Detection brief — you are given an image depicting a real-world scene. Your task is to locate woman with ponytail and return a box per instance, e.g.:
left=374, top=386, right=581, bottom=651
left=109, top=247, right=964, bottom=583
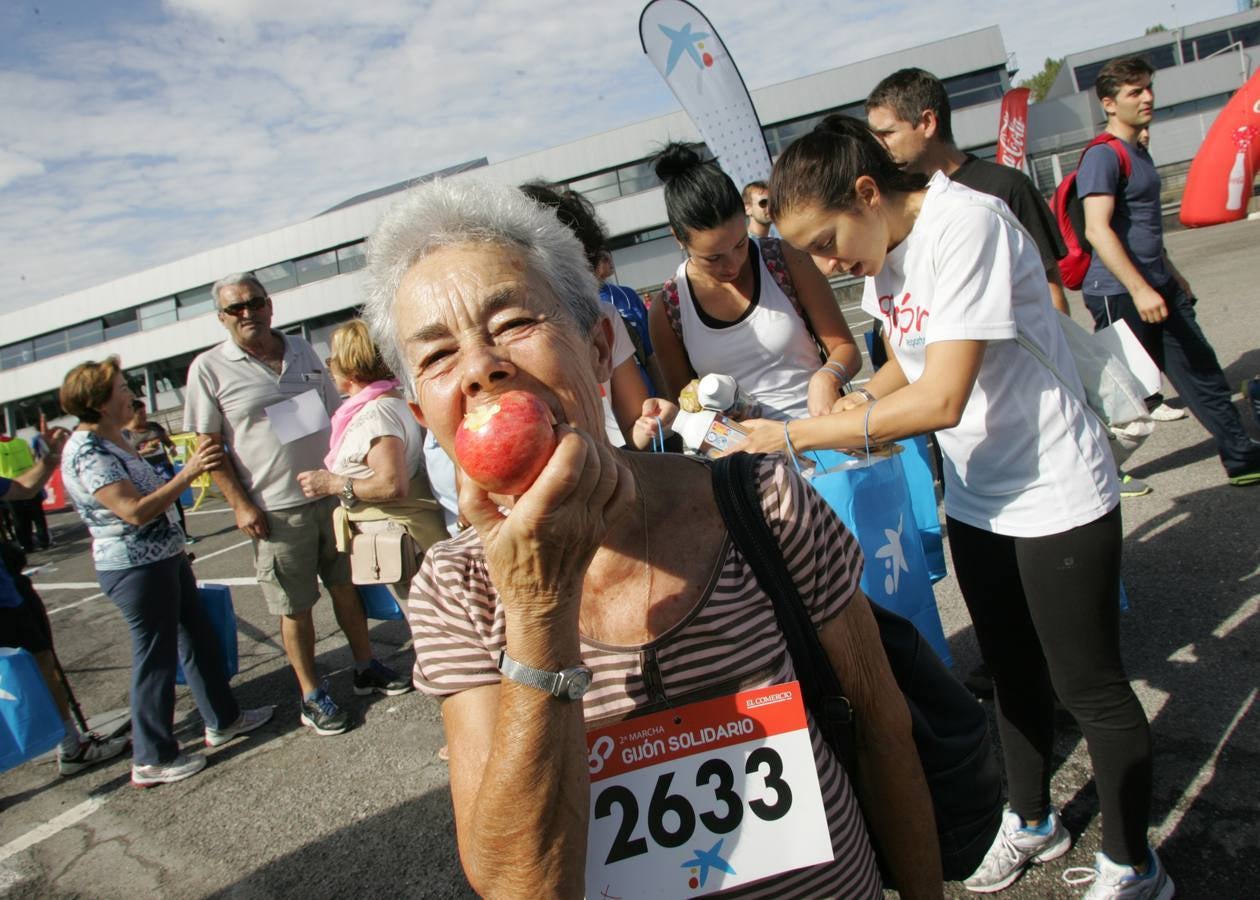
left=646, top=142, right=862, bottom=420
left=737, top=115, right=1169, bottom=899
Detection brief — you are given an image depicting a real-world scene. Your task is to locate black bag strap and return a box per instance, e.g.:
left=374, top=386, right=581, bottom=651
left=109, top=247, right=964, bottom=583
left=710, top=453, right=855, bottom=766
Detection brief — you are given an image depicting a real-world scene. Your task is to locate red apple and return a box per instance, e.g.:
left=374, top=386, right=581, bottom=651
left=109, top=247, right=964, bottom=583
left=454, top=391, right=558, bottom=495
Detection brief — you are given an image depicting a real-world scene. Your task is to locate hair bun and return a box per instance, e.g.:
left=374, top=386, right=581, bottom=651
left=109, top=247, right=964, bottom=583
left=653, top=142, right=704, bottom=182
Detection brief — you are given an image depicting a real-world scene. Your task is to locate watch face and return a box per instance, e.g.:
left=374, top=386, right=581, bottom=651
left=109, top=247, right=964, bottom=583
left=564, top=668, right=593, bottom=700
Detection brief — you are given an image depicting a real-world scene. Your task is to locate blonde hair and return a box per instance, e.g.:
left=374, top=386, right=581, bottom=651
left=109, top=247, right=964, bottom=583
left=60, top=356, right=123, bottom=423
left=329, top=320, right=395, bottom=384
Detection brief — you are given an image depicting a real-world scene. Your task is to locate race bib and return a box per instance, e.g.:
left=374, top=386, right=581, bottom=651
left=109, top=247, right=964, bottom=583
left=585, top=682, right=832, bottom=898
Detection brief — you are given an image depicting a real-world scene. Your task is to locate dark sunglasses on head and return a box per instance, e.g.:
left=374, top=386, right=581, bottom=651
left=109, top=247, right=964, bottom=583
left=757, top=198, right=770, bottom=208
left=220, top=296, right=268, bottom=317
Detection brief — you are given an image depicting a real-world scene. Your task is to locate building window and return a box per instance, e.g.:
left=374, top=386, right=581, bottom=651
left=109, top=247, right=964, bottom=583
left=66, top=320, right=103, bottom=351
left=1075, top=44, right=1178, bottom=92
left=104, top=309, right=139, bottom=341
left=617, top=161, right=661, bottom=197
left=295, top=250, right=339, bottom=285
left=942, top=68, right=1006, bottom=110
left=139, top=297, right=178, bottom=331
left=568, top=170, right=621, bottom=204
left=257, top=260, right=298, bottom=294
left=0, top=341, right=34, bottom=371
left=32, top=331, right=69, bottom=361
left=336, top=242, right=366, bottom=273
left=176, top=284, right=215, bottom=321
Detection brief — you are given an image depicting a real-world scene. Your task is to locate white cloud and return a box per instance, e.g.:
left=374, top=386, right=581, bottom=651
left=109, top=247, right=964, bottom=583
left=0, top=0, right=1240, bottom=312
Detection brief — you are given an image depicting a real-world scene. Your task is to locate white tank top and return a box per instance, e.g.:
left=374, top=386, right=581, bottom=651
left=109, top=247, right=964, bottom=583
left=674, top=244, right=819, bottom=421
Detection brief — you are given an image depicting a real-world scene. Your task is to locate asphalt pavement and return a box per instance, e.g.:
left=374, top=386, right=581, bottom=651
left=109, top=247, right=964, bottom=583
left=1, top=218, right=1258, bottom=899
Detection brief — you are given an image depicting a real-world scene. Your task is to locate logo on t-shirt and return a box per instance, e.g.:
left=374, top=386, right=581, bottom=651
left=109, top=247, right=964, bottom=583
left=878, top=292, right=928, bottom=349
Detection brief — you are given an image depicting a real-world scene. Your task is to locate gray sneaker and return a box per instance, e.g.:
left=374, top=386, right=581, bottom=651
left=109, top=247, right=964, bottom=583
left=964, top=808, right=1072, bottom=893
left=1119, top=473, right=1153, bottom=498
left=205, top=705, right=276, bottom=747
left=131, top=751, right=207, bottom=788
left=1064, top=849, right=1175, bottom=900
left=58, top=733, right=129, bottom=776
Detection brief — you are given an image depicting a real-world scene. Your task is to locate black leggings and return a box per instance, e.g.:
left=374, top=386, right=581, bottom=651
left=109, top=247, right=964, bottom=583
left=948, top=507, right=1152, bottom=865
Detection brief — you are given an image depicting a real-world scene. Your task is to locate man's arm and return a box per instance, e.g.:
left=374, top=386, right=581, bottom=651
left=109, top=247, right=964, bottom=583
left=0, top=425, right=68, bottom=501
left=818, top=594, right=942, bottom=899
left=198, top=432, right=270, bottom=540
left=1083, top=194, right=1168, bottom=323
left=1047, top=272, right=1070, bottom=316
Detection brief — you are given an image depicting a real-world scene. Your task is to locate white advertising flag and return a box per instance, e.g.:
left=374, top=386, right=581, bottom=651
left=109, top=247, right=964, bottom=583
left=639, top=0, right=771, bottom=190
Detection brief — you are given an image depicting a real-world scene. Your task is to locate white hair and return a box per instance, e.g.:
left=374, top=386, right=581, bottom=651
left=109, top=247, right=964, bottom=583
left=362, top=180, right=601, bottom=399
left=210, top=272, right=266, bottom=307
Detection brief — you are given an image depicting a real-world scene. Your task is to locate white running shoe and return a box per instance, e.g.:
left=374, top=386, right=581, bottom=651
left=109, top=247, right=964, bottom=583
left=131, top=751, right=207, bottom=787
left=964, top=807, right=1072, bottom=893
left=1149, top=403, right=1187, bottom=422
left=205, top=705, right=275, bottom=747
left=1064, top=849, right=1175, bottom=899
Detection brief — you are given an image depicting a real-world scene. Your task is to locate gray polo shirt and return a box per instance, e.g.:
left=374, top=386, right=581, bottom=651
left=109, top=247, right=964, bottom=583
left=184, top=333, right=341, bottom=511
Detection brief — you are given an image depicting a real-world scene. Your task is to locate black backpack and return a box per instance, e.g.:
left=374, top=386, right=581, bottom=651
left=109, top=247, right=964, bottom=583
left=711, top=453, right=1002, bottom=882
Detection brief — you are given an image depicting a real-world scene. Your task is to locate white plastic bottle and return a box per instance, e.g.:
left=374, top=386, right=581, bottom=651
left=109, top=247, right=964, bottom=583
left=672, top=408, right=748, bottom=458
left=696, top=373, right=758, bottom=419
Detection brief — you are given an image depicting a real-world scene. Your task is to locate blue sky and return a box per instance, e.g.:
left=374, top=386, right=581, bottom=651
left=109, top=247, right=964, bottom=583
left=0, top=0, right=1240, bottom=313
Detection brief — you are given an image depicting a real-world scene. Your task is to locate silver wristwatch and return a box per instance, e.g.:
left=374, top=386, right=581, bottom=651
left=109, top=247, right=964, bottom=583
left=497, top=649, right=593, bottom=701
left=339, top=477, right=356, bottom=506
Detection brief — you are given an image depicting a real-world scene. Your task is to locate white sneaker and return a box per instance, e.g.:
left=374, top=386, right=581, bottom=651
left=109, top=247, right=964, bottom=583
left=1149, top=403, right=1187, bottom=422
left=1064, top=849, right=1175, bottom=899
left=205, top=705, right=275, bottom=747
left=964, top=807, right=1072, bottom=893
left=131, top=751, right=207, bottom=787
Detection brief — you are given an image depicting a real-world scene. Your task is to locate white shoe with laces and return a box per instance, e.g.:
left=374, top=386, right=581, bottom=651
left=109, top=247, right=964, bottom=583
left=1149, top=403, right=1187, bottom=422
left=964, top=807, right=1072, bottom=893
left=1063, top=849, right=1174, bottom=899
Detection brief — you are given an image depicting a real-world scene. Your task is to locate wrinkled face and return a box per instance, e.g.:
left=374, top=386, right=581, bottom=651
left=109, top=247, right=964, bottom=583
left=102, top=373, right=135, bottom=426
left=393, top=242, right=612, bottom=454
left=866, top=105, right=930, bottom=172
left=216, top=282, right=274, bottom=345
left=1103, top=77, right=1155, bottom=129
left=744, top=189, right=772, bottom=226
left=776, top=195, right=890, bottom=280
left=683, top=214, right=752, bottom=283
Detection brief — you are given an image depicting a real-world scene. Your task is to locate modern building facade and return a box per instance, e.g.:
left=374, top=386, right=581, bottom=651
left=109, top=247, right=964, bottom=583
left=2, top=8, right=1257, bottom=432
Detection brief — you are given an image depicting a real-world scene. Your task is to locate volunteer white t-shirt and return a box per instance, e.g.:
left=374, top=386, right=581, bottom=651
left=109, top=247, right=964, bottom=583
left=600, top=305, right=636, bottom=447
left=861, top=172, right=1119, bottom=537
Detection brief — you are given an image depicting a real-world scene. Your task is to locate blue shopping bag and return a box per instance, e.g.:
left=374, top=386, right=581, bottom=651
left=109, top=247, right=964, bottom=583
left=177, top=584, right=238, bottom=686
left=897, top=436, right=947, bottom=584
left=0, top=647, right=66, bottom=772
left=359, top=584, right=405, bottom=621
left=802, top=448, right=952, bottom=666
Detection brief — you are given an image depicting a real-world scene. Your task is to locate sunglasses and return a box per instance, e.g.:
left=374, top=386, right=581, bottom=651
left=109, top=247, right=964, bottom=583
left=220, top=296, right=268, bottom=317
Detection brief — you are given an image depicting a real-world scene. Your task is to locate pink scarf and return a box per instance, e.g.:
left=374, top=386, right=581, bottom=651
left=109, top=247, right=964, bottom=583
left=324, top=379, right=401, bottom=470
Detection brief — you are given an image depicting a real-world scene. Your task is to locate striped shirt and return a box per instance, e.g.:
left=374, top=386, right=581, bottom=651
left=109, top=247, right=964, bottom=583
left=410, top=458, right=881, bottom=898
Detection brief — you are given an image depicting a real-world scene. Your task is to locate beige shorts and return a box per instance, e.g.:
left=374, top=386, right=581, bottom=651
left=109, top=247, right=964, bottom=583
left=253, top=497, right=352, bottom=616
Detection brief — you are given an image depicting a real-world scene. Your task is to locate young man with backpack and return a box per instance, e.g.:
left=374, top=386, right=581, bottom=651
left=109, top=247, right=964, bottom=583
left=1078, top=56, right=1260, bottom=487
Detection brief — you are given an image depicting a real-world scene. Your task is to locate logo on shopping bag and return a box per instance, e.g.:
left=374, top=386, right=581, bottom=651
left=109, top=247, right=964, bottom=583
left=874, top=514, right=910, bottom=595
left=0, top=675, right=14, bottom=701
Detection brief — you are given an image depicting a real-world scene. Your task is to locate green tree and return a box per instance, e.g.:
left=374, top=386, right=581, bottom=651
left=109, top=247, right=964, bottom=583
left=1145, top=24, right=1168, bottom=34
left=1018, top=57, right=1064, bottom=102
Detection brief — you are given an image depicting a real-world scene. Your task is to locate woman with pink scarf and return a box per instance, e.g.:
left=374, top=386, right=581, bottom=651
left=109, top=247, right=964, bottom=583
left=297, top=321, right=448, bottom=595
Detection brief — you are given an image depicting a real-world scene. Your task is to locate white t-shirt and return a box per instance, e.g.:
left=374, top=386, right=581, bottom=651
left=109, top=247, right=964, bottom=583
left=329, top=395, right=423, bottom=482
left=600, top=304, right=636, bottom=447
left=674, top=242, right=819, bottom=421
left=861, top=172, right=1119, bottom=537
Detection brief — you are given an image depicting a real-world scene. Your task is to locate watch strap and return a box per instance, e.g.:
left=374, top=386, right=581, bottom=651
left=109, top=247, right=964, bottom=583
left=497, top=649, right=562, bottom=696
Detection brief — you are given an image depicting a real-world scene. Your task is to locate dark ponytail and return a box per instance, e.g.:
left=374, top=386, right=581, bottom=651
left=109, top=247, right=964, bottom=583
left=769, top=114, right=929, bottom=220
left=652, top=142, right=744, bottom=243
left=518, top=181, right=608, bottom=272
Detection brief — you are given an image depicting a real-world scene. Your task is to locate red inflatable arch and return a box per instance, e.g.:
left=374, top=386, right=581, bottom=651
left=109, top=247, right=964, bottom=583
left=1180, top=69, right=1260, bottom=227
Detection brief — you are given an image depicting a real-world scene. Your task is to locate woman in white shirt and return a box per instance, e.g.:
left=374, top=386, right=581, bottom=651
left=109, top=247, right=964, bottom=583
left=646, top=143, right=863, bottom=421
left=738, top=116, right=1168, bottom=900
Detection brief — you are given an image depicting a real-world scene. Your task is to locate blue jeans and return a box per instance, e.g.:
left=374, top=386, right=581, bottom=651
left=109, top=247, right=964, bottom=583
left=1084, top=281, right=1260, bottom=477
left=98, top=554, right=238, bottom=765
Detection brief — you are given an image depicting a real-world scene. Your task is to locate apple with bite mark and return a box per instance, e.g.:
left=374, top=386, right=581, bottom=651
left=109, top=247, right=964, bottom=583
left=455, top=390, right=558, bottom=495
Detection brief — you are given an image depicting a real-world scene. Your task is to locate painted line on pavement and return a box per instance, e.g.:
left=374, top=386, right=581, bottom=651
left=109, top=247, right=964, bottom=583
left=1154, top=687, right=1256, bottom=844
left=185, top=507, right=234, bottom=517
left=46, top=539, right=253, bottom=616
left=197, top=577, right=258, bottom=586
left=0, top=796, right=105, bottom=864
left=189, top=538, right=252, bottom=564
left=29, top=582, right=100, bottom=591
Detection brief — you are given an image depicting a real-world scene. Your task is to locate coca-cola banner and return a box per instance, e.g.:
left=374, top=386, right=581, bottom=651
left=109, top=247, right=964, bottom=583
left=1180, top=68, right=1260, bottom=228
left=639, top=0, right=771, bottom=190
left=996, top=87, right=1031, bottom=171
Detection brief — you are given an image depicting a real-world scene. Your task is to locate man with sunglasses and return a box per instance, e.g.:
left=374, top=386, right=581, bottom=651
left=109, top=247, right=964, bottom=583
left=742, top=180, right=775, bottom=239
left=184, top=273, right=409, bottom=738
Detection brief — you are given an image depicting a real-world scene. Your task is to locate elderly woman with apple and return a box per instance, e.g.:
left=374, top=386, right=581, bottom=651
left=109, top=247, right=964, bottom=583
left=362, top=180, right=941, bottom=899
